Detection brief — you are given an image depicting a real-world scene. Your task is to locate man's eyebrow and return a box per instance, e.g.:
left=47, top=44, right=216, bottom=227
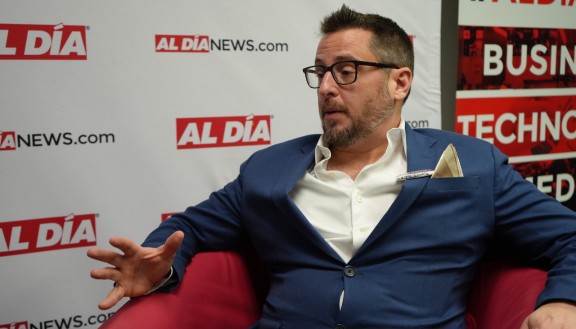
left=315, top=55, right=358, bottom=65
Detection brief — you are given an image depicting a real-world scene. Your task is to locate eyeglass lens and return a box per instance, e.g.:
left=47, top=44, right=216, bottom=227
left=305, top=61, right=357, bottom=88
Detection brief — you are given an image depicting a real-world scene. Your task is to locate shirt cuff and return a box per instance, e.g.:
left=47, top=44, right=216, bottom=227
left=145, top=267, right=175, bottom=295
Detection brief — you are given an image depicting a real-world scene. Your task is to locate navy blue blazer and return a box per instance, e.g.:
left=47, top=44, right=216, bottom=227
left=143, top=125, right=576, bottom=328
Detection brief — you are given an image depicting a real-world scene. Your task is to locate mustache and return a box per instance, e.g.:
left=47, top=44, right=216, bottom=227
left=320, top=100, right=348, bottom=114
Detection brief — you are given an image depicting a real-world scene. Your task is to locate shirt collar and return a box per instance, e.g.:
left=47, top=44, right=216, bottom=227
left=314, top=118, right=407, bottom=165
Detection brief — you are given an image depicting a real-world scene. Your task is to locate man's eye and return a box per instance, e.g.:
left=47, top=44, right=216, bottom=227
left=339, top=69, right=354, bottom=76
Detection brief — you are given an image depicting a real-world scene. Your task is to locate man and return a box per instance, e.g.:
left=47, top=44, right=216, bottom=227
left=88, top=6, right=576, bottom=328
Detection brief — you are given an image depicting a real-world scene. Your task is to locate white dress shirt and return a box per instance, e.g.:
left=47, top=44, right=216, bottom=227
left=290, top=120, right=407, bottom=263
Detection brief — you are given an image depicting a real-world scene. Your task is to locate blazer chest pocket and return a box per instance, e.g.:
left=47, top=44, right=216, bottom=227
left=424, top=176, right=479, bottom=191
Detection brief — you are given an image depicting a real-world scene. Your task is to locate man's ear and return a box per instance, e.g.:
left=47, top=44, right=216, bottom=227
left=391, top=67, right=413, bottom=102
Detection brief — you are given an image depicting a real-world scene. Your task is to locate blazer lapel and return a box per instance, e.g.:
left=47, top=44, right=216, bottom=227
left=271, top=136, right=344, bottom=261
left=356, top=125, right=442, bottom=256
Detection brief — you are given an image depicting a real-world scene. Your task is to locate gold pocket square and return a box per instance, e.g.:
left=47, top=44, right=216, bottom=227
left=432, top=144, right=463, bottom=178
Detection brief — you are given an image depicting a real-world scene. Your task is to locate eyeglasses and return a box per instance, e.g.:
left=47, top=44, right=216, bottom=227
left=302, top=60, right=399, bottom=89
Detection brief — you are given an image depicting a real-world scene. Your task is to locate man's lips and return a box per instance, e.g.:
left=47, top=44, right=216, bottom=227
left=322, top=109, right=346, bottom=119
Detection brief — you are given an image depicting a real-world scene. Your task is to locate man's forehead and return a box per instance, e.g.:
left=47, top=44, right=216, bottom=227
left=314, top=30, right=375, bottom=64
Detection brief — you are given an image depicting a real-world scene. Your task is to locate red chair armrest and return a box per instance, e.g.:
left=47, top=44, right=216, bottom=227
left=100, top=250, right=265, bottom=329
left=467, top=259, right=547, bottom=329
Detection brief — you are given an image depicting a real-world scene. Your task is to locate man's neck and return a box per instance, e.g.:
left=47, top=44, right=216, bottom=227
left=327, top=134, right=389, bottom=180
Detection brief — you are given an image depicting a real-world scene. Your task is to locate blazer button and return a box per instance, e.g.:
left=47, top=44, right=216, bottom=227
left=343, top=265, right=356, bottom=277
left=335, top=324, right=346, bottom=329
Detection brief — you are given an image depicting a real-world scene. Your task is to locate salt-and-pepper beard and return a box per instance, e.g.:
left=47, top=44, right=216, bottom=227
left=321, top=88, right=395, bottom=148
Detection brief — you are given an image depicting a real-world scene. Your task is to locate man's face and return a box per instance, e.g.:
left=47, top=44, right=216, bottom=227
left=314, top=28, right=397, bottom=148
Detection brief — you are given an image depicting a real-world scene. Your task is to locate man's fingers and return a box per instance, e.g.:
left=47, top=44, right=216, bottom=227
left=90, top=267, right=122, bottom=282
left=89, top=233, right=184, bottom=310
left=87, top=248, right=124, bottom=267
left=162, top=231, right=184, bottom=257
left=98, top=286, right=125, bottom=310
left=108, top=236, right=141, bottom=257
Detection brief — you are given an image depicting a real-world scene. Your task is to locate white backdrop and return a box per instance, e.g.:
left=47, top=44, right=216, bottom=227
left=0, top=1, right=441, bottom=327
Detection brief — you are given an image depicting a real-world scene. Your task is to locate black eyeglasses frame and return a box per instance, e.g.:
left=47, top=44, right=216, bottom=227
left=302, top=60, right=399, bottom=89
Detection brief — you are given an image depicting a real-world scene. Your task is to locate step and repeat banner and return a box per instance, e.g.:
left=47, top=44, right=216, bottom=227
left=456, top=0, right=576, bottom=209
left=0, top=0, right=441, bottom=328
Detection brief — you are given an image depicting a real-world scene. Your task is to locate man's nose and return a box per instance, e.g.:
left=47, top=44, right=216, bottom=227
left=318, top=72, right=339, bottom=96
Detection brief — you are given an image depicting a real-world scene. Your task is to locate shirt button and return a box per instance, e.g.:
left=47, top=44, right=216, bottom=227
left=356, top=194, right=363, bottom=203
left=343, top=265, right=356, bottom=277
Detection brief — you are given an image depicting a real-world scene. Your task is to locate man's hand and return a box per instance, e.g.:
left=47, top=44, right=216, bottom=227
left=87, top=231, right=184, bottom=310
left=520, top=301, right=576, bottom=329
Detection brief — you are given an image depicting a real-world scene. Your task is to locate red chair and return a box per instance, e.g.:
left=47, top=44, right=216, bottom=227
left=99, top=249, right=546, bottom=329
left=466, top=257, right=547, bottom=328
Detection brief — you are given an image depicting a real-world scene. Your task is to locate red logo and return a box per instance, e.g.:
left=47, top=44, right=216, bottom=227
left=0, top=131, right=16, bottom=151
left=176, top=114, right=272, bottom=149
left=0, top=322, right=28, bottom=329
left=155, top=34, right=210, bottom=53
left=0, top=214, right=97, bottom=257
left=0, top=23, right=87, bottom=60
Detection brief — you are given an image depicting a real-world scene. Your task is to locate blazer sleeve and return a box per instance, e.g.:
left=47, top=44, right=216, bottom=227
left=141, top=158, right=251, bottom=285
left=491, top=145, right=576, bottom=306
